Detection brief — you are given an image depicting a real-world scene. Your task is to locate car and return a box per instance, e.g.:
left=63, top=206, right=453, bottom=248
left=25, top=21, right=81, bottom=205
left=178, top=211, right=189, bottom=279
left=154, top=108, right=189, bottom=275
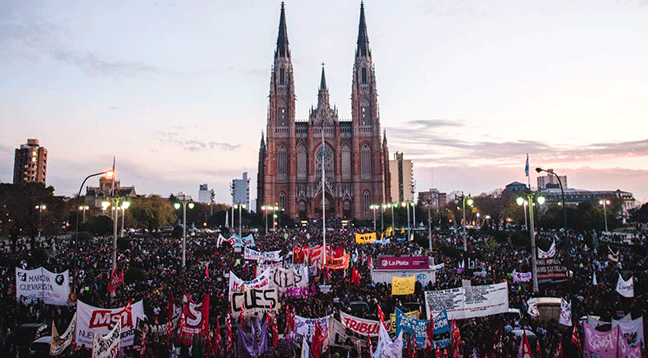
left=29, top=335, right=52, bottom=357
left=349, top=300, right=370, bottom=315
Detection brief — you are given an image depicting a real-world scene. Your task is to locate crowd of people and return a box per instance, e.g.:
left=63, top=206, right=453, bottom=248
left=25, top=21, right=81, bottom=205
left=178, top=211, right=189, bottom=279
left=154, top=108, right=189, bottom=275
left=0, top=218, right=646, bottom=357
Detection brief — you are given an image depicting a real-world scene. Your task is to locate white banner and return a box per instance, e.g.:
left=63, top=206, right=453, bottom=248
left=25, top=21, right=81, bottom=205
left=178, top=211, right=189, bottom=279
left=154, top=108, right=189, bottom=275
left=511, top=270, right=532, bottom=283
left=50, top=313, right=76, bottom=356
left=244, top=247, right=282, bottom=262
left=373, top=323, right=403, bottom=358
left=91, top=319, right=121, bottom=358
left=230, top=288, right=278, bottom=319
left=339, top=311, right=390, bottom=337
left=295, top=314, right=332, bottom=341
left=559, top=299, right=572, bottom=326
left=537, top=240, right=556, bottom=259
left=76, top=300, right=145, bottom=348
left=616, top=274, right=634, bottom=298
left=424, top=282, right=509, bottom=320
left=272, top=266, right=309, bottom=295
left=326, top=318, right=368, bottom=350
left=613, top=315, right=644, bottom=348
left=15, top=267, right=70, bottom=306
left=228, top=267, right=274, bottom=296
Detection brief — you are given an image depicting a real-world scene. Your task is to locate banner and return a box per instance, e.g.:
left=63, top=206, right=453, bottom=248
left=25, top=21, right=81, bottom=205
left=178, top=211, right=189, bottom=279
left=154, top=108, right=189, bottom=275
left=559, top=299, right=572, bottom=326
left=392, top=276, right=416, bottom=295
left=181, top=295, right=209, bottom=336
left=378, top=256, right=430, bottom=270
left=326, top=318, right=369, bottom=350
left=76, top=300, right=145, bottom=348
left=303, top=245, right=331, bottom=267
left=616, top=274, right=634, bottom=298
left=424, top=282, right=509, bottom=320
left=228, top=267, right=274, bottom=296
left=584, top=323, right=618, bottom=358
left=216, top=234, right=234, bottom=248
left=91, top=319, right=121, bottom=358
left=390, top=311, right=420, bottom=331
left=430, top=309, right=450, bottom=348
left=15, top=267, right=70, bottom=305
left=256, top=262, right=282, bottom=276
left=50, top=313, right=76, bottom=356
left=326, top=253, right=350, bottom=270
left=295, top=314, right=331, bottom=341
left=235, top=316, right=268, bottom=358
left=272, top=266, right=309, bottom=295
left=355, top=232, right=377, bottom=244
left=536, top=258, right=568, bottom=279
left=537, top=240, right=556, bottom=259
left=230, top=288, right=278, bottom=319
left=233, top=234, right=256, bottom=247
left=339, top=311, right=390, bottom=337
left=373, top=323, right=403, bottom=358
left=612, top=315, right=644, bottom=347
left=244, top=247, right=282, bottom=262
left=511, top=270, right=532, bottom=283
left=395, top=308, right=428, bottom=348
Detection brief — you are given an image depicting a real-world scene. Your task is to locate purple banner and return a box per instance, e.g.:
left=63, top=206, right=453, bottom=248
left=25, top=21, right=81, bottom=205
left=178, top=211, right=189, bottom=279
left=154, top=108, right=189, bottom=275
left=378, top=256, right=430, bottom=270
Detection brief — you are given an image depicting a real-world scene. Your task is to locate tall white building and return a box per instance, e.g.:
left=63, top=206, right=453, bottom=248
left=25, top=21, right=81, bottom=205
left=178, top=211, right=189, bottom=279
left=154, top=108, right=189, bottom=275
left=198, top=184, right=213, bottom=204
left=537, top=172, right=568, bottom=190
left=389, top=152, right=414, bottom=203
left=232, top=172, right=250, bottom=207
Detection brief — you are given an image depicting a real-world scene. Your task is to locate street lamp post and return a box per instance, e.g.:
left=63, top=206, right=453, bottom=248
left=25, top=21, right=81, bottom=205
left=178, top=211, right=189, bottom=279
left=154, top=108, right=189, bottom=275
left=402, top=202, right=411, bottom=241
left=74, top=169, right=113, bottom=295
left=599, top=199, right=611, bottom=232
left=381, top=204, right=387, bottom=232
left=536, top=167, right=567, bottom=232
left=234, top=204, right=246, bottom=238
left=78, top=205, right=89, bottom=223
left=261, top=206, right=269, bottom=234
left=120, top=201, right=130, bottom=237
left=391, top=203, right=396, bottom=233
left=35, top=204, right=46, bottom=238
left=518, top=191, right=545, bottom=293
left=517, top=198, right=528, bottom=230
left=273, top=205, right=279, bottom=231
left=370, top=205, right=378, bottom=232
left=174, top=193, right=194, bottom=269
left=426, top=202, right=432, bottom=251
left=459, top=193, right=474, bottom=251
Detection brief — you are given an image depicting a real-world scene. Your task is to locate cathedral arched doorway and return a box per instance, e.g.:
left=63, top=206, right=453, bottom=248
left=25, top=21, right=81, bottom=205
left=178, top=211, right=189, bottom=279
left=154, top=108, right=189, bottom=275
left=342, top=200, right=352, bottom=219
left=297, top=200, right=307, bottom=221
left=313, top=192, right=335, bottom=219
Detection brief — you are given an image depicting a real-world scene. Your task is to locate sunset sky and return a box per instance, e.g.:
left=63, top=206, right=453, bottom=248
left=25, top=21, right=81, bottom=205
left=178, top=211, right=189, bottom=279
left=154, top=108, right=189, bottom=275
left=2, top=0, right=647, bottom=205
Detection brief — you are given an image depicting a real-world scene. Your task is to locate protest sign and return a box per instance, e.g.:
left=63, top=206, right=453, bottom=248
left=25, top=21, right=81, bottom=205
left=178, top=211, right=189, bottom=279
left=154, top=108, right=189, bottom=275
left=180, top=295, right=209, bottom=336
left=244, top=247, right=282, bottom=262
left=272, top=266, right=309, bottom=295
left=390, top=311, right=420, bottom=331
left=355, top=233, right=377, bottom=244
left=50, top=313, right=76, bottom=356
left=229, top=267, right=274, bottom=296
left=326, top=253, right=350, bottom=270
left=230, top=288, right=278, bottom=319
left=616, top=274, right=634, bottom=298
left=295, top=314, right=331, bottom=341
left=612, top=315, right=644, bottom=347
left=395, top=308, right=428, bottom=348
left=91, top=319, right=121, bottom=358
left=392, top=276, right=416, bottom=295
left=326, top=318, right=369, bottom=350
left=424, top=282, right=509, bottom=320
left=76, top=300, right=145, bottom=348
left=339, top=311, right=390, bottom=337
left=15, top=267, right=70, bottom=306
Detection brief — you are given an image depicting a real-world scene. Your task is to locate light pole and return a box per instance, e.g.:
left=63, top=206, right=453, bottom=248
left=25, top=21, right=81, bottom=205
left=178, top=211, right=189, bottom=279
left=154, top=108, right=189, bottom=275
left=174, top=193, right=194, bottom=269
left=425, top=201, right=432, bottom=251
left=120, top=201, right=130, bottom=237
left=599, top=199, right=611, bottom=232
left=391, top=203, right=396, bottom=233
left=536, top=167, right=567, bottom=233
left=78, top=205, right=89, bottom=223
left=518, top=191, right=545, bottom=293
left=74, top=169, right=113, bottom=296
left=35, top=204, right=46, bottom=238
left=459, top=193, right=473, bottom=251
left=234, top=204, right=246, bottom=238
left=261, top=206, right=269, bottom=234
left=516, top=198, right=528, bottom=230
left=402, top=202, right=411, bottom=241
left=370, top=205, right=378, bottom=232
left=381, top=204, right=387, bottom=232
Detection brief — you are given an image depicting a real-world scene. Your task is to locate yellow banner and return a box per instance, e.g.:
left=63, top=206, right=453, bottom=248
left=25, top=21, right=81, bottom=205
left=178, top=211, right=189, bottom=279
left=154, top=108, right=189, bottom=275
left=355, top=232, right=377, bottom=244
left=385, top=227, right=393, bottom=237
left=391, top=275, right=416, bottom=295
left=390, top=310, right=420, bottom=331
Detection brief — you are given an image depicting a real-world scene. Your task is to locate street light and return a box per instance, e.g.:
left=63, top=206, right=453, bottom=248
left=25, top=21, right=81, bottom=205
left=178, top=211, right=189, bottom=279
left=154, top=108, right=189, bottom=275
left=120, top=201, right=130, bottom=238
left=261, top=206, right=269, bottom=234
left=78, top=205, right=89, bottom=223
left=234, top=204, right=246, bottom=238
left=73, top=169, right=113, bottom=296
left=516, top=197, right=528, bottom=230
left=174, top=193, right=194, bottom=269
left=35, top=204, right=46, bottom=238
left=391, top=203, right=397, bottom=233
left=458, top=193, right=473, bottom=251
left=517, top=191, right=545, bottom=293
left=599, top=199, right=611, bottom=232
left=370, top=205, right=379, bottom=232
left=402, top=202, right=412, bottom=241
left=381, top=204, right=387, bottom=232
left=536, top=167, right=567, bottom=233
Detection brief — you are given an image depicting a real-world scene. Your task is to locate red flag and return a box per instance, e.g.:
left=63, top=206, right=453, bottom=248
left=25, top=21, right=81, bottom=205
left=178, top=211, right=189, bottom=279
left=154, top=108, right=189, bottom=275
left=443, top=347, right=449, bottom=358
left=555, top=340, right=562, bottom=357
left=377, top=303, right=385, bottom=325
left=311, top=322, right=325, bottom=358
left=272, top=312, right=279, bottom=348
left=352, top=266, right=361, bottom=287
left=213, top=318, right=221, bottom=358
left=107, top=267, right=123, bottom=293
left=425, top=314, right=435, bottom=354
left=368, top=335, right=373, bottom=355
left=225, top=312, right=233, bottom=356
left=450, top=320, right=462, bottom=358
left=571, top=323, right=581, bottom=357
left=407, top=336, right=417, bottom=358
left=205, top=263, right=210, bottom=279
left=487, top=320, right=504, bottom=358
left=518, top=330, right=532, bottom=358
left=536, top=338, right=542, bottom=358
left=240, top=303, right=246, bottom=329
left=166, top=291, right=175, bottom=339
left=436, top=345, right=441, bottom=358
left=333, top=245, right=344, bottom=258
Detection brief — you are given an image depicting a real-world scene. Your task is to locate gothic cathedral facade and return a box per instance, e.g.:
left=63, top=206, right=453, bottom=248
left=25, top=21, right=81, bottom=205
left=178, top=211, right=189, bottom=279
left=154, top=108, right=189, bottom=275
left=257, top=3, right=391, bottom=221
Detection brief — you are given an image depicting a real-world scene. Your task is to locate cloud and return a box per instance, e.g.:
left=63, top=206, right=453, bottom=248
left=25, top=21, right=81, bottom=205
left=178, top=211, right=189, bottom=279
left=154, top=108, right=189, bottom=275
left=0, top=143, right=13, bottom=154
left=402, top=119, right=465, bottom=129
left=52, top=49, right=161, bottom=78
left=156, top=131, right=241, bottom=152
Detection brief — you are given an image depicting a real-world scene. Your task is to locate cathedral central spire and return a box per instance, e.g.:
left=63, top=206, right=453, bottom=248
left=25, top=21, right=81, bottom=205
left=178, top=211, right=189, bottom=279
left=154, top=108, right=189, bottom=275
left=356, top=1, right=370, bottom=58
left=317, top=63, right=330, bottom=110
left=275, top=2, right=290, bottom=59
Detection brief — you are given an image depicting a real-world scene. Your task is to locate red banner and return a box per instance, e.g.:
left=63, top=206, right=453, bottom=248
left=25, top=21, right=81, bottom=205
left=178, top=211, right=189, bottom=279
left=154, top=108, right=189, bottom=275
left=378, top=256, right=430, bottom=270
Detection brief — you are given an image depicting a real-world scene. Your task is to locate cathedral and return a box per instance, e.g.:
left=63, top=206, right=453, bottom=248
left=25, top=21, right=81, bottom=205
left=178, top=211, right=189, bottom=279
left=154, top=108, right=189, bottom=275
left=257, top=3, right=391, bottom=221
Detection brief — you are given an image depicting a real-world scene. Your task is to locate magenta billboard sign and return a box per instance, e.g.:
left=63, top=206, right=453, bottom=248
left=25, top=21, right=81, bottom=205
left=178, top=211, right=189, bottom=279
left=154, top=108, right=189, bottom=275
left=377, top=256, right=430, bottom=270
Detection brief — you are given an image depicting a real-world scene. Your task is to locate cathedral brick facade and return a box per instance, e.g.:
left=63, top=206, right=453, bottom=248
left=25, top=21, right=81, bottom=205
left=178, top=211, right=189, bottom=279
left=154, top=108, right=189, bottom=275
left=257, top=3, right=391, bottom=221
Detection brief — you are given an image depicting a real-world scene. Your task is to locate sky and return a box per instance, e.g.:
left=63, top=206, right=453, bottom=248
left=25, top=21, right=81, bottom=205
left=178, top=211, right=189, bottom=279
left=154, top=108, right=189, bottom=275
left=1, top=0, right=648, bottom=205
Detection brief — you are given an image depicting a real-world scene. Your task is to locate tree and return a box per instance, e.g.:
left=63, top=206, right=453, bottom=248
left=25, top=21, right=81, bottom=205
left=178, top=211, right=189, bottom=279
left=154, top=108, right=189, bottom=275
left=0, top=182, right=64, bottom=240
left=128, top=195, right=177, bottom=231
left=629, top=202, right=648, bottom=223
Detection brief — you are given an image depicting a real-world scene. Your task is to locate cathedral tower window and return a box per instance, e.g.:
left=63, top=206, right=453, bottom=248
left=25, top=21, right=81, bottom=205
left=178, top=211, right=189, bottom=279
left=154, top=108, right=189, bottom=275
left=341, top=146, right=351, bottom=180
left=362, top=67, right=367, bottom=84
left=297, top=146, right=307, bottom=180
left=361, top=144, right=371, bottom=179
left=278, top=146, right=288, bottom=179
left=361, top=99, right=370, bottom=126
left=278, top=100, right=287, bottom=127
left=364, top=191, right=370, bottom=212
left=280, top=67, right=285, bottom=85
left=279, top=192, right=285, bottom=209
